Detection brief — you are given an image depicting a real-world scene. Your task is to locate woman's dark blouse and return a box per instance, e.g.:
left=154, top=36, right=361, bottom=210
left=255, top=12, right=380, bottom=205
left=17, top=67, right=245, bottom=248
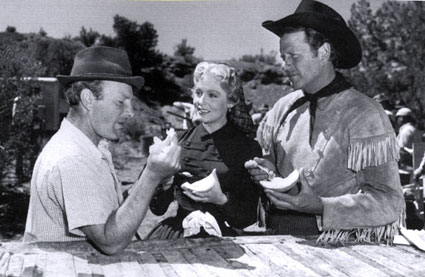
left=150, top=122, right=262, bottom=233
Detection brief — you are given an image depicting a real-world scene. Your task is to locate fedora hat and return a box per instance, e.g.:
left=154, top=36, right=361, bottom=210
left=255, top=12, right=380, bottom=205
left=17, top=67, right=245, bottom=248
left=262, top=0, right=362, bottom=69
left=57, top=46, right=144, bottom=89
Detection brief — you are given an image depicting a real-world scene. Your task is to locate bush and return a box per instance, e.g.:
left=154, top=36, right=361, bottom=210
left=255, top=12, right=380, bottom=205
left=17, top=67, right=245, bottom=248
left=0, top=38, right=43, bottom=184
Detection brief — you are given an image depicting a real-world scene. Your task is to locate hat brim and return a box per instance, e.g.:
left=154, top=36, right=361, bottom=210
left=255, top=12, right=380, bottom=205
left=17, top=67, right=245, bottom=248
left=56, top=74, right=144, bottom=90
left=262, top=13, right=362, bottom=69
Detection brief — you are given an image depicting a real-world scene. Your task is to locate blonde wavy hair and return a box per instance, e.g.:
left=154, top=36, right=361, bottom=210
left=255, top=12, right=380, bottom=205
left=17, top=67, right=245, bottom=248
left=193, top=62, right=243, bottom=105
left=192, top=61, right=256, bottom=138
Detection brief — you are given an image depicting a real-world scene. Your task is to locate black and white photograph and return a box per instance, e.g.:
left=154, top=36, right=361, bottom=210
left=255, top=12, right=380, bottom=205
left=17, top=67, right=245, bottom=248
left=1, top=0, right=425, bottom=275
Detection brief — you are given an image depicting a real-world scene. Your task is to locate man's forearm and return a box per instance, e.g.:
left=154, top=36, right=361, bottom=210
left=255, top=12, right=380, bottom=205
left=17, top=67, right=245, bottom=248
left=83, top=169, right=161, bottom=255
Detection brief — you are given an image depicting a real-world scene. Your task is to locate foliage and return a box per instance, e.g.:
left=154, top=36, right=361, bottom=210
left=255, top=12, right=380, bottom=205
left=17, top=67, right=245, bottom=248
left=174, top=39, right=195, bottom=57
left=5, top=26, right=16, bottom=33
left=240, top=49, right=278, bottom=66
left=30, top=36, right=84, bottom=76
left=347, top=0, right=425, bottom=126
left=227, top=59, right=286, bottom=86
left=0, top=38, right=44, bottom=183
left=76, top=27, right=100, bottom=47
left=109, top=15, right=163, bottom=73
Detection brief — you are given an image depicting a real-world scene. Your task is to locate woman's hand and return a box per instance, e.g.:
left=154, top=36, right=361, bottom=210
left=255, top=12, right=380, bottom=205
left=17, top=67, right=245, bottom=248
left=182, top=177, right=228, bottom=205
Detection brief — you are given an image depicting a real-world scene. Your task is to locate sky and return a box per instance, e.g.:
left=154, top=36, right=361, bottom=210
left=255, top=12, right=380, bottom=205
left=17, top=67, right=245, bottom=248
left=0, top=0, right=388, bottom=60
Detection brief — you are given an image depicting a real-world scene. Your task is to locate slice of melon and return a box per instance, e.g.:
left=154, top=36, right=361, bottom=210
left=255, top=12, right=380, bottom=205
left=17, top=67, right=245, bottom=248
left=259, top=169, right=299, bottom=192
left=181, top=169, right=218, bottom=192
left=149, top=128, right=177, bottom=154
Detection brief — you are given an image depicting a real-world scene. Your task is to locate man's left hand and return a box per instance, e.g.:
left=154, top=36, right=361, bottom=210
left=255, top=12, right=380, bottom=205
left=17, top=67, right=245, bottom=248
left=265, top=172, right=323, bottom=215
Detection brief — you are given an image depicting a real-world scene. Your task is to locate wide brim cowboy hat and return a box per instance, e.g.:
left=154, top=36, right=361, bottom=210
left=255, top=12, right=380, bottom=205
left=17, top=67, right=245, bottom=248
left=262, top=0, right=362, bottom=69
left=57, top=46, right=144, bottom=90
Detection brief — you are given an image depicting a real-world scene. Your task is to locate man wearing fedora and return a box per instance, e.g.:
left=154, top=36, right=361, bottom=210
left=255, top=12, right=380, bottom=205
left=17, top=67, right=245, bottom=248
left=246, top=0, right=404, bottom=244
left=24, top=46, right=181, bottom=254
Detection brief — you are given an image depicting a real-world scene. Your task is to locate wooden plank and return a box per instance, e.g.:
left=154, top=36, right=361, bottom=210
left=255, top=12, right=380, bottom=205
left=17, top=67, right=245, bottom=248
left=4, top=253, right=24, bottom=276
left=247, top=243, right=321, bottom=277
left=160, top=249, right=201, bottom=277
left=33, top=252, right=48, bottom=277
left=340, top=247, right=417, bottom=277
left=178, top=248, right=220, bottom=277
left=151, top=252, right=180, bottom=277
left=273, top=240, right=348, bottom=277
left=72, top=253, right=92, bottom=277
left=118, top=253, right=145, bottom=277
left=0, top=251, right=11, bottom=276
left=100, top=255, right=122, bottom=277
left=189, top=245, right=247, bottom=277
left=44, top=252, right=76, bottom=277
left=276, top=236, right=398, bottom=276
left=137, top=252, right=168, bottom=277
left=2, top=235, right=292, bottom=255
left=350, top=244, right=425, bottom=274
left=21, top=254, right=38, bottom=277
left=397, top=244, right=425, bottom=256
left=280, top=242, right=390, bottom=276
left=212, top=244, right=255, bottom=276
left=215, top=244, right=276, bottom=277
left=232, top=235, right=289, bottom=245
left=87, top=253, right=105, bottom=276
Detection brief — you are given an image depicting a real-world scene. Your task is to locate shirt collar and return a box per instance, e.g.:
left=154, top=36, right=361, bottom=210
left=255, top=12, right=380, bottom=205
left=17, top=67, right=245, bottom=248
left=198, top=122, right=235, bottom=141
left=60, top=118, right=104, bottom=163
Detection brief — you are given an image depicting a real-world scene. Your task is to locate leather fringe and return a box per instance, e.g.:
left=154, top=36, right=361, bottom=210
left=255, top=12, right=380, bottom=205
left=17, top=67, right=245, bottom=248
left=316, top=210, right=405, bottom=246
left=348, top=133, right=400, bottom=172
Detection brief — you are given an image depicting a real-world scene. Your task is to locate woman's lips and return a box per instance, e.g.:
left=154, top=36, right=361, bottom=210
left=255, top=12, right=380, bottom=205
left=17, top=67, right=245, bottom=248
left=197, top=109, right=209, bottom=115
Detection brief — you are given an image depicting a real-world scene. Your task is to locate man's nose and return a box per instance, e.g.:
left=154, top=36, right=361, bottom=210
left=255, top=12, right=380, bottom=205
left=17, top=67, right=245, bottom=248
left=124, top=102, right=134, bottom=118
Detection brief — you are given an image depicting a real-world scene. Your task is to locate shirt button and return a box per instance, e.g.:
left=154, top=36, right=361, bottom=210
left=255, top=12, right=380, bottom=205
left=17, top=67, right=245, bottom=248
left=184, top=141, right=191, bottom=146
left=183, top=157, right=191, bottom=162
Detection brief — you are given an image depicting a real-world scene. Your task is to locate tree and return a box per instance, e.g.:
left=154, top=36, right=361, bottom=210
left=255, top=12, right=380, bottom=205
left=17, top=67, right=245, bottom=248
left=31, top=36, right=84, bottom=75
left=6, top=26, right=16, bottom=33
left=76, top=27, right=100, bottom=47
left=174, top=39, right=195, bottom=57
left=347, top=0, right=425, bottom=126
left=0, top=38, right=44, bottom=183
left=240, top=49, right=277, bottom=66
left=38, top=28, right=47, bottom=37
left=111, top=15, right=163, bottom=74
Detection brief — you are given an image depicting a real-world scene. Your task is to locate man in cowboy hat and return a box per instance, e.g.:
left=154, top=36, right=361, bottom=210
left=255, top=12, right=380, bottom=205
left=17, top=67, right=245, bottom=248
left=24, top=46, right=181, bottom=254
left=246, top=0, right=404, bottom=244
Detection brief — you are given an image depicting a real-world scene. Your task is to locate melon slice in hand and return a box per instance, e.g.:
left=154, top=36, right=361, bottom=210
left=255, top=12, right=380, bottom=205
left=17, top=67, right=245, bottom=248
left=260, top=169, right=299, bottom=192
left=149, top=128, right=177, bottom=154
left=181, top=169, right=218, bottom=192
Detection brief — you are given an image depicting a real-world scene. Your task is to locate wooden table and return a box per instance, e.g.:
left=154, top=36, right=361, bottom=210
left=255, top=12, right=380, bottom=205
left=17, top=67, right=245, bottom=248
left=1, top=235, right=425, bottom=276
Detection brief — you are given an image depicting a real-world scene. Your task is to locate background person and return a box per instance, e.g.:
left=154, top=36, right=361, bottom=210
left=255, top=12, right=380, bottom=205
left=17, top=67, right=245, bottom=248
left=395, top=107, right=422, bottom=171
left=24, top=46, right=181, bottom=255
left=245, top=0, right=404, bottom=244
left=146, top=62, right=262, bottom=239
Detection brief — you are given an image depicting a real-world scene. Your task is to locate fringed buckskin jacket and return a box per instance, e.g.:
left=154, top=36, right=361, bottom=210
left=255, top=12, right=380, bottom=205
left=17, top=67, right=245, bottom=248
left=257, top=87, right=405, bottom=245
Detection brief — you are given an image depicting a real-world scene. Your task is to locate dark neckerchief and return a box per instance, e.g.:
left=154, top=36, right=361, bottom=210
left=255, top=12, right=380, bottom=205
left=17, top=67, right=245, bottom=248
left=279, top=72, right=352, bottom=146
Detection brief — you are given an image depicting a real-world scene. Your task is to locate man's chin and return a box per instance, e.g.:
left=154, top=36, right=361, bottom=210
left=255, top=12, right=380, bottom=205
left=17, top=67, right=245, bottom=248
left=105, top=131, right=122, bottom=142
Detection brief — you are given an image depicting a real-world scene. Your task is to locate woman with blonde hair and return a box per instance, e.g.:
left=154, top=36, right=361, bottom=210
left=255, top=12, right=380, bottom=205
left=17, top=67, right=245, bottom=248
left=146, top=62, right=262, bottom=239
